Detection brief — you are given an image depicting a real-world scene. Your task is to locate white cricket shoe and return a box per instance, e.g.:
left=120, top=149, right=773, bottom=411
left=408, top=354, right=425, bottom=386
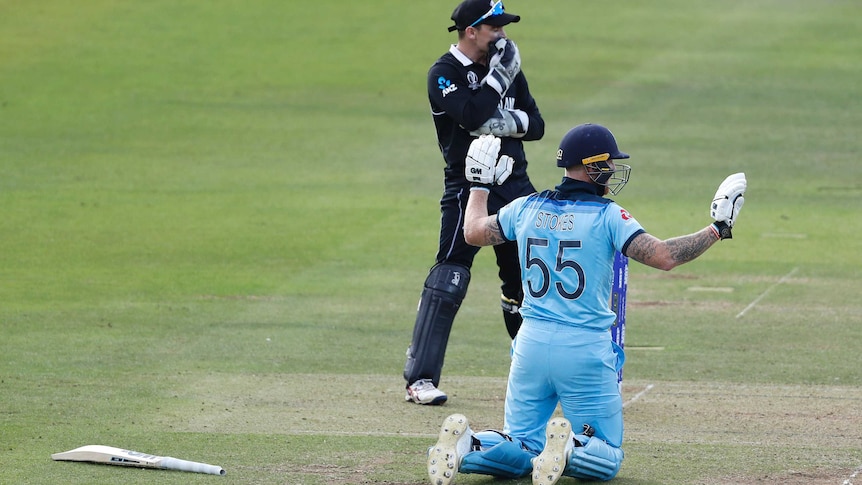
left=428, top=413, right=472, bottom=485
left=532, top=417, right=574, bottom=485
left=406, top=379, right=448, bottom=405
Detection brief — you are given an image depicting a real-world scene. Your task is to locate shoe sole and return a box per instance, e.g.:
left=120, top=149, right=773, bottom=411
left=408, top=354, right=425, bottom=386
left=427, top=413, right=468, bottom=485
left=532, top=417, right=571, bottom=485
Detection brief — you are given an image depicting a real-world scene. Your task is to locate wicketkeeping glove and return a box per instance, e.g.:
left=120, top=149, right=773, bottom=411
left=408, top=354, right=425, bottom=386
left=465, top=135, right=514, bottom=187
left=483, top=38, right=521, bottom=96
left=710, top=172, right=746, bottom=239
left=470, top=108, right=529, bottom=138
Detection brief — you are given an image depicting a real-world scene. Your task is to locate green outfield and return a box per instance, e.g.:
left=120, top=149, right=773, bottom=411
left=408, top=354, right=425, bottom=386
left=1, top=1, right=860, bottom=483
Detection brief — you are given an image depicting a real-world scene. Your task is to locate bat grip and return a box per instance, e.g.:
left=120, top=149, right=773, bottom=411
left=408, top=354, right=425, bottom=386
left=161, top=457, right=226, bottom=475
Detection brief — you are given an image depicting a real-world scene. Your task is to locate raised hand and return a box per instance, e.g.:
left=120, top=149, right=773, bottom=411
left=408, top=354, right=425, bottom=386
left=710, top=172, right=746, bottom=239
left=483, top=38, right=521, bottom=96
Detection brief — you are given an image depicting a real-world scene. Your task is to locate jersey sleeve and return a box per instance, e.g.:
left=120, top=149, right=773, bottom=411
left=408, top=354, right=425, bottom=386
left=427, top=61, right=503, bottom=131
left=495, top=196, right=527, bottom=242
left=606, top=203, right=645, bottom=254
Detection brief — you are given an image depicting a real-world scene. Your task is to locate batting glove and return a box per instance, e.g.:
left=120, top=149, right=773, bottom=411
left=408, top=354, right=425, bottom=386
left=710, top=172, right=746, bottom=239
left=466, top=135, right=501, bottom=187
left=483, top=38, right=521, bottom=96
left=470, top=109, right=529, bottom=138
left=495, top=155, right=514, bottom=185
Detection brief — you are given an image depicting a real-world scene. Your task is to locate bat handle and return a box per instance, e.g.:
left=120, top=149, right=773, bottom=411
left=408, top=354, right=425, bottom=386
left=161, top=457, right=226, bottom=475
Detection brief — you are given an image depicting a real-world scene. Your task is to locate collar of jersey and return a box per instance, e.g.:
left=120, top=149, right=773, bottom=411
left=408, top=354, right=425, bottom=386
left=449, top=45, right=476, bottom=66
left=554, top=178, right=607, bottom=199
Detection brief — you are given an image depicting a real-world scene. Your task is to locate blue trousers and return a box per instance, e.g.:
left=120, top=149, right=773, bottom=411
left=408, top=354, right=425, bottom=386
left=503, top=319, right=624, bottom=452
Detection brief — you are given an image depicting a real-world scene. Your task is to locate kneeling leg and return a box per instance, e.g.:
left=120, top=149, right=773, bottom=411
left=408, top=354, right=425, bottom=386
left=563, top=436, right=624, bottom=481
left=459, top=431, right=534, bottom=479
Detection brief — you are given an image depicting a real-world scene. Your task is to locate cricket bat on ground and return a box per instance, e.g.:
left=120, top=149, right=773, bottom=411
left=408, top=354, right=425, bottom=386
left=52, top=445, right=226, bottom=476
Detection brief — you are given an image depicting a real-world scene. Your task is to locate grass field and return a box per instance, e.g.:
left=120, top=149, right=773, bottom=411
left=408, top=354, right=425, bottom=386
left=1, top=1, right=861, bottom=484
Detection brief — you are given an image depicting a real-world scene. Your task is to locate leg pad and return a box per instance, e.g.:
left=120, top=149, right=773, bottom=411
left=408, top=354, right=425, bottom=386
left=460, top=441, right=533, bottom=479
left=501, top=294, right=522, bottom=338
left=403, top=263, right=470, bottom=386
left=563, top=436, right=624, bottom=481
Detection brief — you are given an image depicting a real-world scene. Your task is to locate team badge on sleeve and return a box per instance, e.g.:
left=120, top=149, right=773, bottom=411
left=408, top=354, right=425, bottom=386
left=438, top=76, right=457, bottom=97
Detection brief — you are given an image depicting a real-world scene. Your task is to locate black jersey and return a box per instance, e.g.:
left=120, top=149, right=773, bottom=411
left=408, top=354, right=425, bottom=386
left=427, top=45, right=545, bottom=193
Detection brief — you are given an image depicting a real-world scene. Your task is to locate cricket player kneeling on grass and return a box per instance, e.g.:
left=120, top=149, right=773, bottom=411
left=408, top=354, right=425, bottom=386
left=428, top=124, right=747, bottom=485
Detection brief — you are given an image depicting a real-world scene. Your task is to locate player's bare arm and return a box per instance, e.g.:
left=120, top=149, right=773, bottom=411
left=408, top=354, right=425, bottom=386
left=626, top=228, right=717, bottom=271
left=463, top=188, right=506, bottom=247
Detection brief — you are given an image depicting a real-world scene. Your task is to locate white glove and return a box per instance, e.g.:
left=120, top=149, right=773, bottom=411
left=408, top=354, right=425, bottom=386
left=495, top=155, right=514, bottom=184
left=710, top=172, right=746, bottom=227
left=466, top=135, right=500, bottom=185
left=483, top=38, right=521, bottom=96
left=470, top=109, right=529, bottom=138
left=465, top=135, right=514, bottom=186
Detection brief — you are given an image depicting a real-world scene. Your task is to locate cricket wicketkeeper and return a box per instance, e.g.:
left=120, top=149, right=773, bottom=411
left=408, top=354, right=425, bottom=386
left=402, top=0, right=546, bottom=405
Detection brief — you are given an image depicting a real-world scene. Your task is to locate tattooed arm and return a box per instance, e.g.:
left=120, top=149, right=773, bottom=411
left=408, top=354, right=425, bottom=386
left=463, top=188, right=507, bottom=247
left=626, top=227, right=720, bottom=271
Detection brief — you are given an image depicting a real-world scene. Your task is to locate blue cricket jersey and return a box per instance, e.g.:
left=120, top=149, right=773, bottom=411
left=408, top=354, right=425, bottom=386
left=496, top=178, right=645, bottom=331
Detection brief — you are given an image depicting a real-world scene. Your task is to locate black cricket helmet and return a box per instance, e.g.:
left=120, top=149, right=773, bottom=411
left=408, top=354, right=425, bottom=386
left=556, top=123, right=631, bottom=195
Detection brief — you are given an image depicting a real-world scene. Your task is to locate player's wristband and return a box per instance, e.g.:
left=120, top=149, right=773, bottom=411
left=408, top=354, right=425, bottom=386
left=710, top=221, right=732, bottom=240
left=470, top=183, right=491, bottom=192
